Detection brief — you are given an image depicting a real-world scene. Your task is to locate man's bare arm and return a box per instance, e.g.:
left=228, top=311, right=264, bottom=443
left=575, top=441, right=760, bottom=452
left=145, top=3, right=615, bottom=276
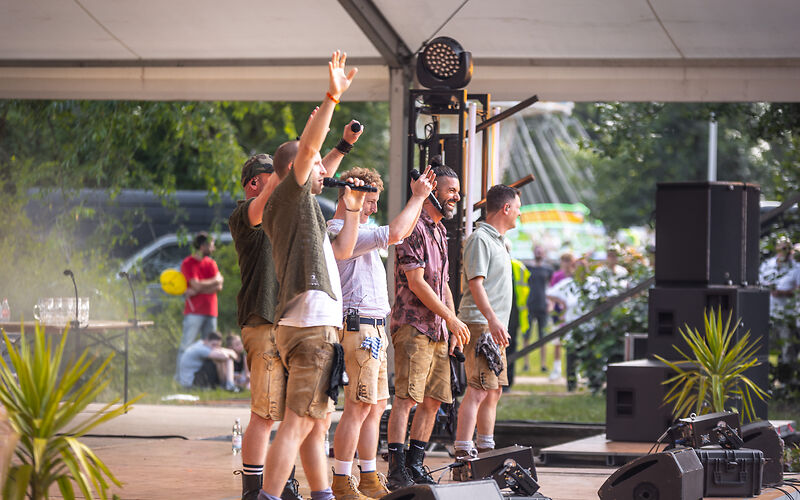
left=321, top=120, right=364, bottom=178
left=247, top=173, right=281, bottom=226
left=406, top=268, right=470, bottom=352
left=467, top=276, right=510, bottom=347
left=387, top=166, right=436, bottom=245
left=294, top=51, right=357, bottom=187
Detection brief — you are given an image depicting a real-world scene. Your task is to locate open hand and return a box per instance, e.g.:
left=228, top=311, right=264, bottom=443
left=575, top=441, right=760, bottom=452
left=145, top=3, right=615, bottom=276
left=328, top=50, right=358, bottom=100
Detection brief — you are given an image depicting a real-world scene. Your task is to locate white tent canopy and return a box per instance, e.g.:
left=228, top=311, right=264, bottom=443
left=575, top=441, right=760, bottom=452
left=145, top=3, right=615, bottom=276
left=2, top=0, right=800, bottom=102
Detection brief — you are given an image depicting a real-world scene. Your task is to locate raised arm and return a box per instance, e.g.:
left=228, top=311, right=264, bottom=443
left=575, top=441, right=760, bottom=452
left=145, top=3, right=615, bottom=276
left=247, top=173, right=281, bottom=226
left=293, top=51, right=357, bottom=187
left=387, top=166, right=435, bottom=245
left=331, top=177, right=367, bottom=259
left=322, top=119, right=364, bottom=178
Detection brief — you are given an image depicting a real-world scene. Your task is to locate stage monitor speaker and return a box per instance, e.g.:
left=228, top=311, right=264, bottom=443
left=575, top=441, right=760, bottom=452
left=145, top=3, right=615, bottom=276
left=598, top=447, right=704, bottom=500
left=606, top=359, right=675, bottom=442
left=380, top=479, right=503, bottom=500
left=647, top=286, right=769, bottom=360
left=742, top=420, right=784, bottom=486
left=655, top=181, right=760, bottom=286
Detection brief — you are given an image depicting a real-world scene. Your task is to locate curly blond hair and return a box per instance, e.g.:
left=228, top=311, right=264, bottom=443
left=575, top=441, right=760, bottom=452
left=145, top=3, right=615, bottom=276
left=337, top=166, right=384, bottom=194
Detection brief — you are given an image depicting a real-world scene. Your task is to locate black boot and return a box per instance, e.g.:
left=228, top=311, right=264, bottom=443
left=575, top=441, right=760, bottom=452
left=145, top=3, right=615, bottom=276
left=386, top=447, right=415, bottom=490
left=405, top=445, right=435, bottom=485
left=241, top=473, right=262, bottom=500
left=280, top=465, right=303, bottom=500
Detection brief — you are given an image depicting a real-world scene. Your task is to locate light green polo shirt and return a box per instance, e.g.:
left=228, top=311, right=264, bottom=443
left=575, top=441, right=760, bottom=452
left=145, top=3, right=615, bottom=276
left=457, top=222, right=513, bottom=326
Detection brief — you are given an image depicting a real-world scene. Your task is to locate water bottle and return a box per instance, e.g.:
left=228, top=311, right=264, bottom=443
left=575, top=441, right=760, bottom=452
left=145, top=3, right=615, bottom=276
left=1, top=299, right=9, bottom=321
left=232, top=417, right=242, bottom=455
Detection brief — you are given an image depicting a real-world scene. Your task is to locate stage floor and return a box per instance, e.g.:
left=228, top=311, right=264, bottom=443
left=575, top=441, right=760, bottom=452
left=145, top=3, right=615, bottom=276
left=52, top=404, right=798, bottom=499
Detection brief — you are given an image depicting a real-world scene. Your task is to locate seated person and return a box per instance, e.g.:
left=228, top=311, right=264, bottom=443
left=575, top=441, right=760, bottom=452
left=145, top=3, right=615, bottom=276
left=225, top=333, right=250, bottom=389
left=177, top=331, right=239, bottom=392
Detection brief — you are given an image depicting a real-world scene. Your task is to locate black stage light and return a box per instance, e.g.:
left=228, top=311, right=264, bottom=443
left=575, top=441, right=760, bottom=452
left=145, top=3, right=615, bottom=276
left=416, top=36, right=473, bottom=90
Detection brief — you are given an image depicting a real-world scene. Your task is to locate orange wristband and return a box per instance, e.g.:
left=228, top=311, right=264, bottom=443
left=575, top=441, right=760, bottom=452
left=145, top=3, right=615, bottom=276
left=326, top=92, right=340, bottom=104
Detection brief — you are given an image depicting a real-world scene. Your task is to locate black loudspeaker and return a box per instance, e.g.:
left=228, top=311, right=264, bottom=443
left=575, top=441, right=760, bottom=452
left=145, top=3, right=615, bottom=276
left=598, top=447, right=704, bottom=500
left=742, top=420, right=785, bottom=486
left=606, top=359, right=675, bottom=442
left=647, top=286, right=770, bottom=360
left=380, top=479, right=503, bottom=500
left=655, top=181, right=760, bottom=286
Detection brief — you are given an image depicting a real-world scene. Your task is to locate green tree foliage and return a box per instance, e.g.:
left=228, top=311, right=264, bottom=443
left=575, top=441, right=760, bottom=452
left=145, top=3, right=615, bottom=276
left=571, top=102, right=798, bottom=231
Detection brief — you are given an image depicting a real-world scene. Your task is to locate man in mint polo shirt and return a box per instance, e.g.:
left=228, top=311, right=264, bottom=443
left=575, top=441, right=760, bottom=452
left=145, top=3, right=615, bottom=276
left=453, top=184, right=521, bottom=458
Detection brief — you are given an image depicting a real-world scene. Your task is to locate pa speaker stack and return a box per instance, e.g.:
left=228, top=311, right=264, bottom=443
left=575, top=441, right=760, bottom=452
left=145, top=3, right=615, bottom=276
left=651, top=182, right=769, bottom=420
left=606, top=182, right=770, bottom=443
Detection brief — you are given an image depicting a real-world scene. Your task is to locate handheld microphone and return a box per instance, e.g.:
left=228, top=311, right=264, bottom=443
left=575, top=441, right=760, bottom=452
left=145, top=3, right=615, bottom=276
left=118, top=271, right=138, bottom=326
left=350, top=121, right=362, bottom=133
left=63, top=269, right=79, bottom=327
left=409, top=169, right=443, bottom=213
left=322, top=177, right=378, bottom=192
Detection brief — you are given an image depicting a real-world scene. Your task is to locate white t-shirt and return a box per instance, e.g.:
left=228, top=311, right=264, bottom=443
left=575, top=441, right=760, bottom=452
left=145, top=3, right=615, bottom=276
left=327, top=219, right=392, bottom=318
left=279, top=233, right=343, bottom=328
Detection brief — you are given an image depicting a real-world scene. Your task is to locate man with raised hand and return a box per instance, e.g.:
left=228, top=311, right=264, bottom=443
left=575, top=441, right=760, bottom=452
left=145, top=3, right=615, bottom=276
left=386, top=157, right=471, bottom=489
left=259, top=50, right=363, bottom=500
left=327, top=165, right=435, bottom=499
left=453, top=185, right=520, bottom=459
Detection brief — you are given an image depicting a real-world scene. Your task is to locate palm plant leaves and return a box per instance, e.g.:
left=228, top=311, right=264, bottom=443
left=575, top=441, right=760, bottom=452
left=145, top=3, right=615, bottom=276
left=0, top=323, right=140, bottom=499
left=654, top=308, right=768, bottom=423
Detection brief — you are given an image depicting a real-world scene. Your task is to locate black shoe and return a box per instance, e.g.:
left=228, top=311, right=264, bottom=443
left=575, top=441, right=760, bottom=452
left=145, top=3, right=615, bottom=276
left=280, top=465, right=302, bottom=500
left=386, top=447, right=415, bottom=490
left=405, top=445, right=435, bottom=485
left=239, top=471, right=262, bottom=500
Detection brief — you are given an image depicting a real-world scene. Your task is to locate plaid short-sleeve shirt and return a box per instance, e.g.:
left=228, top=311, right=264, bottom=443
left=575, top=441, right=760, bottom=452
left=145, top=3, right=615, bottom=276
left=390, top=210, right=449, bottom=341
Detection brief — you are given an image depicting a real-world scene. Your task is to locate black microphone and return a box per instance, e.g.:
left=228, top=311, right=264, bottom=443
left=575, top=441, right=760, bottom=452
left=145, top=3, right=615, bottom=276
left=118, top=271, right=138, bottom=326
left=322, top=177, right=378, bottom=192
left=409, top=169, right=443, bottom=213
left=452, top=346, right=465, bottom=363
left=63, top=269, right=79, bottom=327
left=350, top=121, right=362, bottom=133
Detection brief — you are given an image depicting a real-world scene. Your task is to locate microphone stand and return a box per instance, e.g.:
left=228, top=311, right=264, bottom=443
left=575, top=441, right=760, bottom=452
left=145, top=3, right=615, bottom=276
left=63, top=269, right=80, bottom=329
left=118, top=271, right=138, bottom=327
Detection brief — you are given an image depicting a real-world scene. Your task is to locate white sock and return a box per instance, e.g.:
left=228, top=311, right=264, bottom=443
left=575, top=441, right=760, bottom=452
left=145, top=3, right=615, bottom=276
left=454, top=440, right=475, bottom=452
left=476, top=434, right=495, bottom=450
left=359, top=458, right=377, bottom=472
left=333, top=459, right=352, bottom=476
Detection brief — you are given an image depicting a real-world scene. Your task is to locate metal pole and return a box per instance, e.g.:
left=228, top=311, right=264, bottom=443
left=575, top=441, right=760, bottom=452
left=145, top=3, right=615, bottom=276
left=708, top=112, right=718, bottom=182
left=465, top=101, right=477, bottom=237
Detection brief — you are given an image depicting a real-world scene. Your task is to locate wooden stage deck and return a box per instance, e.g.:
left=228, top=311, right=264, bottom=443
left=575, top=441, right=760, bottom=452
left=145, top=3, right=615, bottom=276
left=49, top=404, right=798, bottom=499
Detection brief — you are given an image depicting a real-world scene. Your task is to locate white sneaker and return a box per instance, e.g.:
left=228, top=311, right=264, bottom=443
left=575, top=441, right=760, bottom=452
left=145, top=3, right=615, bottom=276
left=549, top=363, right=562, bottom=381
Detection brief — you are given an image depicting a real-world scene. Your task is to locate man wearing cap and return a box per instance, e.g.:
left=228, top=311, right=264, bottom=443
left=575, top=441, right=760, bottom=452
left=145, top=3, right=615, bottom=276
left=176, top=231, right=223, bottom=377
left=326, top=165, right=435, bottom=499
left=231, top=125, right=362, bottom=498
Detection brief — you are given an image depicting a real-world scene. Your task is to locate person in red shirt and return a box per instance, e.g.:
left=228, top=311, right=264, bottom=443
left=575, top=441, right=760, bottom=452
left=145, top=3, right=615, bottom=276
left=176, top=231, right=224, bottom=378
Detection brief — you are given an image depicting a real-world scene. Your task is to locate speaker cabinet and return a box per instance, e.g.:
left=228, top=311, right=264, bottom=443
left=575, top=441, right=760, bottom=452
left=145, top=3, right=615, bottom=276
left=655, top=181, right=760, bottom=286
left=381, top=479, right=503, bottom=500
left=598, top=447, right=704, bottom=500
left=606, top=359, right=675, bottom=442
left=647, top=286, right=770, bottom=360
left=742, top=420, right=784, bottom=487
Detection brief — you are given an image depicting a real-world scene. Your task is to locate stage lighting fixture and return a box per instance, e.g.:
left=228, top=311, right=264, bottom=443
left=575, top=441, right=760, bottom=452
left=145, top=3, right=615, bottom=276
left=416, top=36, right=473, bottom=90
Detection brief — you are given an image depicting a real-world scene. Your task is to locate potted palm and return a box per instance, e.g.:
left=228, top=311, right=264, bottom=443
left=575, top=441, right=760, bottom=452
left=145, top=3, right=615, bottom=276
left=655, top=308, right=768, bottom=423
left=0, top=323, right=139, bottom=499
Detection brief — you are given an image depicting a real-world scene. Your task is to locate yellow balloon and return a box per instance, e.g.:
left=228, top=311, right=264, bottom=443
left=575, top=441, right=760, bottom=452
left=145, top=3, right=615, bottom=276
left=160, top=269, right=187, bottom=295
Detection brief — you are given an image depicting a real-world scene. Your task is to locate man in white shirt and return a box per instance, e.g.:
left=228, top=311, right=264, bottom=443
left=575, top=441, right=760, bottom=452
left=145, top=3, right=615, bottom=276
left=326, top=166, right=434, bottom=499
